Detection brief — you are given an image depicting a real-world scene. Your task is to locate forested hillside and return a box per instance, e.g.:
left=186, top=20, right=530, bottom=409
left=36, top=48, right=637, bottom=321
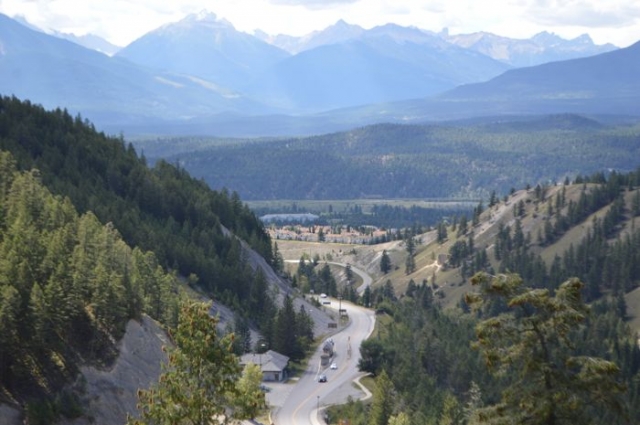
left=135, top=115, right=640, bottom=200
left=0, top=152, right=181, bottom=419
left=327, top=170, right=640, bottom=424
left=0, top=96, right=286, bottom=420
left=0, top=96, right=273, bottom=316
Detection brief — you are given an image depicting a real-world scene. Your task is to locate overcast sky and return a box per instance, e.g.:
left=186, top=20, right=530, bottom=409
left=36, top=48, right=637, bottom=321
left=1, top=0, right=639, bottom=47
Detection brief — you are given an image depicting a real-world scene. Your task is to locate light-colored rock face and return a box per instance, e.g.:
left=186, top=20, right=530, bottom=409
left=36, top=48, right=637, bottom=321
left=59, top=316, right=170, bottom=425
left=0, top=404, right=22, bottom=425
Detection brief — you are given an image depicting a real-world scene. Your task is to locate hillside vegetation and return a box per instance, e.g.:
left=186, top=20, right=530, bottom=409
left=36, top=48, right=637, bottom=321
left=277, top=173, right=640, bottom=311
left=3, top=94, right=640, bottom=424
left=0, top=96, right=288, bottom=421
left=0, top=152, right=181, bottom=419
left=277, top=171, right=640, bottom=423
left=135, top=115, right=640, bottom=200
left=0, top=96, right=273, bottom=317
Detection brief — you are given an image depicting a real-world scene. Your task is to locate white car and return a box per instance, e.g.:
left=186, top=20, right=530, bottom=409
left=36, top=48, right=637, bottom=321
left=320, top=293, right=327, bottom=298
left=330, top=362, right=337, bottom=370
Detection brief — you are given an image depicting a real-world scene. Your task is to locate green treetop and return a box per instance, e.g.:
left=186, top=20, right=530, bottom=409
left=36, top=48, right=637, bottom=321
left=465, top=272, right=627, bottom=425
left=129, top=301, right=240, bottom=425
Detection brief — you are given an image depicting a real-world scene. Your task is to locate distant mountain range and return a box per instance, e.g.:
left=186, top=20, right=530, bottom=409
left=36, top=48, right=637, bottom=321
left=245, top=22, right=509, bottom=111
left=257, top=21, right=617, bottom=68
left=0, top=12, right=636, bottom=137
left=442, top=29, right=617, bottom=67
left=0, top=13, right=266, bottom=125
left=13, top=14, right=121, bottom=55
left=351, top=39, right=640, bottom=123
left=116, top=12, right=289, bottom=94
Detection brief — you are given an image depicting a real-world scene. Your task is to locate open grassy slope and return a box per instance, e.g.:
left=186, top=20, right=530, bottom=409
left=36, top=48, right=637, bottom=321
left=275, top=182, right=640, bottom=333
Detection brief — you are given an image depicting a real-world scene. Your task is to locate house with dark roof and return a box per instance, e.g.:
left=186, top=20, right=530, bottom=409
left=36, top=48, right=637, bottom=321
left=240, top=350, right=290, bottom=382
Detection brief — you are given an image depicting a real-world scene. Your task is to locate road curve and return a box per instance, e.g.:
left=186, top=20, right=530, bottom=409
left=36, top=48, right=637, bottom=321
left=284, top=260, right=372, bottom=294
left=272, top=298, right=375, bottom=425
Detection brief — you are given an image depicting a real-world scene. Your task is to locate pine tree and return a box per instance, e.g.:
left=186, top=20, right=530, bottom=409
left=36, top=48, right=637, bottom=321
left=128, top=301, right=240, bottom=425
left=231, top=362, right=265, bottom=420
left=437, top=221, right=448, bottom=243
left=369, top=369, right=396, bottom=425
left=438, top=393, right=464, bottom=425
left=380, top=250, right=392, bottom=274
left=632, top=189, right=640, bottom=217
left=0, top=285, right=20, bottom=383
left=488, top=190, right=498, bottom=208
left=457, top=215, right=468, bottom=237
left=405, top=237, right=416, bottom=275
left=296, top=304, right=314, bottom=353
left=363, top=286, right=372, bottom=308
left=466, top=273, right=627, bottom=425
left=273, top=295, right=300, bottom=360
left=388, top=412, right=410, bottom=425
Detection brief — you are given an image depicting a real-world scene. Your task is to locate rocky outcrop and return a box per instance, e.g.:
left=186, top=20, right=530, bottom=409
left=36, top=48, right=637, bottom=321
left=59, top=316, right=170, bottom=425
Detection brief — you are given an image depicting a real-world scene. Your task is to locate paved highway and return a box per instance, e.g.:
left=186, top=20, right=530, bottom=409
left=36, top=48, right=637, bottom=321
left=284, top=260, right=372, bottom=294
left=272, top=298, right=375, bottom=425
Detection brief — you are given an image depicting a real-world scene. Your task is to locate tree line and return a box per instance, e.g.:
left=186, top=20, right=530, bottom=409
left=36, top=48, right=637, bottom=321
left=136, top=117, right=640, bottom=201
left=0, top=152, right=182, bottom=421
left=0, top=95, right=275, bottom=333
left=331, top=170, right=640, bottom=424
left=0, top=96, right=319, bottom=422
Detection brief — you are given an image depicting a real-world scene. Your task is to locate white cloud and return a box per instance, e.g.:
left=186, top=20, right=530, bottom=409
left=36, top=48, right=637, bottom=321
left=526, top=0, right=640, bottom=28
left=268, top=0, right=359, bottom=5
left=1, top=0, right=638, bottom=47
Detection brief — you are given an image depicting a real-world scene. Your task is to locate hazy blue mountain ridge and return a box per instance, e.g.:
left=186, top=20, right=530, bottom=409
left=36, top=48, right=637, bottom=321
left=0, top=13, right=268, bottom=127
left=117, top=16, right=509, bottom=112
left=0, top=12, right=635, bottom=137
left=116, top=11, right=290, bottom=92
left=443, top=29, right=618, bottom=67
left=13, top=14, right=121, bottom=55
left=440, top=40, right=640, bottom=103
left=243, top=33, right=509, bottom=111
left=255, top=19, right=366, bottom=54
left=51, top=31, right=121, bottom=56
left=338, top=39, right=640, bottom=124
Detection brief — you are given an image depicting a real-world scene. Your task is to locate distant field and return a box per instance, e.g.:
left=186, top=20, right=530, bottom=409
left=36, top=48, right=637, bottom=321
left=246, top=198, right=479, bottom=214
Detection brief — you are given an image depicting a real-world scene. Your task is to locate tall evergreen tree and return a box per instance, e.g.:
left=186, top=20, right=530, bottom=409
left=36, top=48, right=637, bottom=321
left=369, top=369, right=396, bottom=425
left=466, top=273, right=627, bottom=425
left=405, top=237, right=416, bottom=275
left=273, top=295, right=300, bottom=360
left=231, top=363, right=265, bottom=421
left=380, top=250, right=391, bottom=274
left=128, top=302, right=240, bottom=425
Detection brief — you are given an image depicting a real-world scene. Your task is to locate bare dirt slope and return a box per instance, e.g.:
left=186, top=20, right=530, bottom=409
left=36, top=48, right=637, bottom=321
left=54, top=233, right=334, bottom=425
left=59, top=316, right=170, bottom=425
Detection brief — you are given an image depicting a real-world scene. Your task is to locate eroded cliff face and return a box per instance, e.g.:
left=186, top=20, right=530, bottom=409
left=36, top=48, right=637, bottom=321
left=60, top=316, right=170, bottom=425
left=0, top=405, right=22, bottom=425
left=0, top=316, right=169, bottom=425
left=1, top=235, right=333, bottom=425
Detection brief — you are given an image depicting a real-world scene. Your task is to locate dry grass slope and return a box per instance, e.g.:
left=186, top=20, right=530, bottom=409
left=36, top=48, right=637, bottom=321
left=276, top=184, right=640, bottom=334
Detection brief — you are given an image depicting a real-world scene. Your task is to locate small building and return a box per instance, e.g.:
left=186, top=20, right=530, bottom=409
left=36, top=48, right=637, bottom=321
left=240, top=350, right=290, bottom=382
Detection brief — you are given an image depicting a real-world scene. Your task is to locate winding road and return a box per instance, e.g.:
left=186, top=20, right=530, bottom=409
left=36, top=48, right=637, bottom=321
left=273, top=263, right=376, bottom=425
